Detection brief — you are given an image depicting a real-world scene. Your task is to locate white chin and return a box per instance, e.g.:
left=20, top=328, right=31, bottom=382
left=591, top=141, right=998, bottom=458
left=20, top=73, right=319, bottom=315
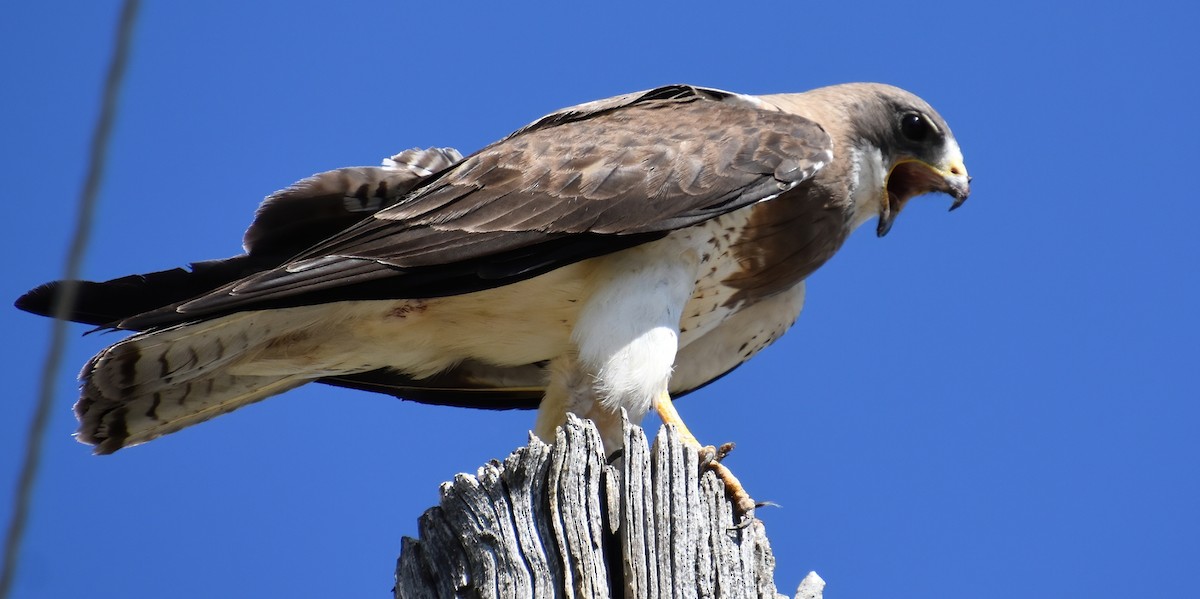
left=847, top=146, right=887, bottom=230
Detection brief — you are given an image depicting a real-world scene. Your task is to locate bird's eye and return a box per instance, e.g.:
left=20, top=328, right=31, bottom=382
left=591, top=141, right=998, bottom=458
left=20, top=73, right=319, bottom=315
left=900, top=113, right=933, bottom=142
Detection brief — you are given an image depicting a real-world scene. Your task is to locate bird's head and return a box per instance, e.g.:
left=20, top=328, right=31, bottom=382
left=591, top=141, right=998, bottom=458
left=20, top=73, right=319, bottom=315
left=855, top=84, right=971, bottom=236
left=789, top=83, right=972, bottom=237
left=876, top=98, right=970, bottom=236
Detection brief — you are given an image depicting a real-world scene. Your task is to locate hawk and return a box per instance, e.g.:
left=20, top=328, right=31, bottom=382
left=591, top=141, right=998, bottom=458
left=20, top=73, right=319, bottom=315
left=17, top=84, right=969, bottom=492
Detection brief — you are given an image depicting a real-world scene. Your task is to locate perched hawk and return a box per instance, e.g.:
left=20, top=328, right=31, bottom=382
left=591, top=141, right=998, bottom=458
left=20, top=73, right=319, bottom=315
left=17, top=84, right=969, bottom=473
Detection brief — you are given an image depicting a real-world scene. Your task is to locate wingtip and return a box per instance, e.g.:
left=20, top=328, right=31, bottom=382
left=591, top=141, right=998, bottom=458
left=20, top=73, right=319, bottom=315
left=14, top=281, right=59, bottom=317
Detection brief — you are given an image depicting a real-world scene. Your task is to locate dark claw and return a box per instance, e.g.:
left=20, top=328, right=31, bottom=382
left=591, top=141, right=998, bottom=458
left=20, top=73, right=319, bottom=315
left=729, top=513, right=756, bottom=531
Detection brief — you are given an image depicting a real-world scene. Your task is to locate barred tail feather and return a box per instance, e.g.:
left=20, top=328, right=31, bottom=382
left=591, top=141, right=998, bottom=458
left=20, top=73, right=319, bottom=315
left=77, top=373, right=306, bottom=454
left=77, top=312, right=317, bottom=453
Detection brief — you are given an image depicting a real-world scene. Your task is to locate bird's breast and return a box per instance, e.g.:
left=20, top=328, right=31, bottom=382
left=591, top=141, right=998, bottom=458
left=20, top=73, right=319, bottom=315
left=670, top=189, right=850, bottom=345
left=664, top=210, right=754, bottom=345
left=717, top=185, right=852, bottom=308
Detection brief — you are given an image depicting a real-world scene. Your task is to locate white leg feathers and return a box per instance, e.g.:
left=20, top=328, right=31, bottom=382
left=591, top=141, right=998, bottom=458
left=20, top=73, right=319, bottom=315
left=537, top=242, right=699, bottom=450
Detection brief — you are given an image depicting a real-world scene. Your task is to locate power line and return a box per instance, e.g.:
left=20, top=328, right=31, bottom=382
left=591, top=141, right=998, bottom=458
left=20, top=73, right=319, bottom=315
left=0, top=1, right=141, bottom=596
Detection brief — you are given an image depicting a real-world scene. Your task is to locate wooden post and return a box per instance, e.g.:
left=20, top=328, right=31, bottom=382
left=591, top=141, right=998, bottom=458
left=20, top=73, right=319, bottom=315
left=394, top=415, right=824, bottom=599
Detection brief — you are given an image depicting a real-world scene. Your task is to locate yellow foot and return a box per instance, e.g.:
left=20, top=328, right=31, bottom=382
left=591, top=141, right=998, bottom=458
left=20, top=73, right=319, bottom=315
left=654, top=391, right=756, bottom=527
left=708, top=461, right=756, bottom=529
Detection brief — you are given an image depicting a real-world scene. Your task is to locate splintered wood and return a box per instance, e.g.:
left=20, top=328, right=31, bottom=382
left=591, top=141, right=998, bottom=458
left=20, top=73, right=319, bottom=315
left=394, top=415, right=821, bottom=599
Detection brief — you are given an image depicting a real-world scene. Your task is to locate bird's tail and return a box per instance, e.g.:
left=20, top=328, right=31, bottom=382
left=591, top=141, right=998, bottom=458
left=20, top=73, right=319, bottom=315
left=77, top=312, right=312, bottom=453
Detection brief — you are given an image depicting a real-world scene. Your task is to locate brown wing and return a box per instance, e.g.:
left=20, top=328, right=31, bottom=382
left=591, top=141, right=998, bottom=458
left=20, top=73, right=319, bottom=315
left=123, top=85, right=832, bottom=329
left=243, top=147, right=463, bottom=258
left=14, top=148, right=463, bottom=328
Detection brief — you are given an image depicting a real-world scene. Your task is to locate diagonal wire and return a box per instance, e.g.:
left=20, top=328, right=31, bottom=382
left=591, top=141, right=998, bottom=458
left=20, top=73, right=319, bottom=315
left=0, top=1, right=141, bottom=596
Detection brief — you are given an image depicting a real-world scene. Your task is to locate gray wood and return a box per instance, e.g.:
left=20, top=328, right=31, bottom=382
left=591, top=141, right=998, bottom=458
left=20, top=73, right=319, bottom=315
left=394, top=415, right=821, bottom=599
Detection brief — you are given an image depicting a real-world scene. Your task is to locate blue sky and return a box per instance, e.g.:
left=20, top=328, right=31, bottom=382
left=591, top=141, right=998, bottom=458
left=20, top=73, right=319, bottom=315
left=2, top=1, right=1197, bottom=597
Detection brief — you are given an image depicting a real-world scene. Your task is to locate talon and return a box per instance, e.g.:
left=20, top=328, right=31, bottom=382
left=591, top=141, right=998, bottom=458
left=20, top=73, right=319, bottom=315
left=730, top=513, right=756, bottom=531
left=714, top=441, right=735, bottom=462
left=605, top=447, right=625, bottom=465
left=652, top=390, right=757, bottom=527
left=707, top=460, right=757, bottom=526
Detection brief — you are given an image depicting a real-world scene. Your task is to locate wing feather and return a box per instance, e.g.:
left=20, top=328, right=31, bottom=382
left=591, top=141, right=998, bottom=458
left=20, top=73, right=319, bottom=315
left=243, top=147, right=463, bottom=258
left=123, top=85, right=832, bottom=329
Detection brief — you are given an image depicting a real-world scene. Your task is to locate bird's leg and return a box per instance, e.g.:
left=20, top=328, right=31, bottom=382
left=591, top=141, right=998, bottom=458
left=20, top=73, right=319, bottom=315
left=652, top=390, right=703, bottom=448
left=653, top=390, right=756, bottom=525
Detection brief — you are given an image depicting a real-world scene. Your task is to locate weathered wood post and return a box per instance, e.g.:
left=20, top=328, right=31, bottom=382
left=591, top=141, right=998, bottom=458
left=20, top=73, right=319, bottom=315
left=394, top=415, right=825, bottom=598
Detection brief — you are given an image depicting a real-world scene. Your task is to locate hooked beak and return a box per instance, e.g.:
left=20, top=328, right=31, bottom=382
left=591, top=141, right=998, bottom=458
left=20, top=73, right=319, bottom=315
left=876, top=158, right=971, bottom=237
